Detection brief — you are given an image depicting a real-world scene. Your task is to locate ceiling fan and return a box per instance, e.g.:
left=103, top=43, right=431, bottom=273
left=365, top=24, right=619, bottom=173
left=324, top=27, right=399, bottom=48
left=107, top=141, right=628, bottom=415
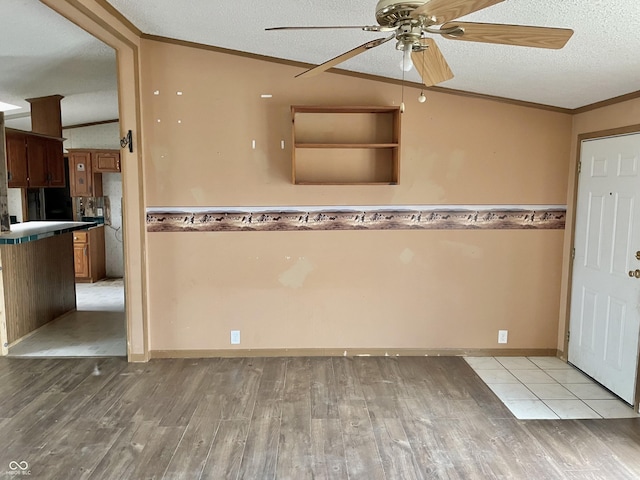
left=266, top=0, right=574, bottom=88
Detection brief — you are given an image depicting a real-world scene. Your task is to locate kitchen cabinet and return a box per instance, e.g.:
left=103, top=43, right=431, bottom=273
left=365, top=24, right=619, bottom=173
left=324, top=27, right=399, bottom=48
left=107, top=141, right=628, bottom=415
left=5, top=131, right=28, bottom=187
left=68, top=151, right=103, bottom=197
left=45, top=137, right=65, bottom=187
left=67, top=148, right=120, bottom=197
left=5, top=129, right=65, bottom=188
left=73, top=226, right=106, bottom=282
left=93, top=150, right=121, bottom=173
left=73, top=238, right=89, bottom=278
left=26, top=135, right=47, bottom=186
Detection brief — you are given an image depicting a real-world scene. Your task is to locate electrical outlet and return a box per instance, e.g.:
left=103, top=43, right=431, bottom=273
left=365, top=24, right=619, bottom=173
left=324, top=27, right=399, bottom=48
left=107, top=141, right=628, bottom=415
left=498, top=330, right=508, bottom=344
left=230, top=330, right=240, bottom=345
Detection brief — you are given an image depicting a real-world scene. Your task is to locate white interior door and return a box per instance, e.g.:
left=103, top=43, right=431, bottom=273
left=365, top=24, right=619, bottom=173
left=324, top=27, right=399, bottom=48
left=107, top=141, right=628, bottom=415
left=569, top=133, right=640, bottom=405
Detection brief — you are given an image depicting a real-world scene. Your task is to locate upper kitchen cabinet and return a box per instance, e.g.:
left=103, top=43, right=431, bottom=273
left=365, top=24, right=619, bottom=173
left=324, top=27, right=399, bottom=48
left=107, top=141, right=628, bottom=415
left=67, top=149, right=120, bottom=197
left=26, top=135, right=47, bottom=186
left=45, top=137, right=65, bottom=187
left=92, top=150, right=121, bottom=173
left=5, top=129, right=65, bottom=188
left=6, top=130, right=28, bottom=188
left=68, top=150, right=103, bottom=197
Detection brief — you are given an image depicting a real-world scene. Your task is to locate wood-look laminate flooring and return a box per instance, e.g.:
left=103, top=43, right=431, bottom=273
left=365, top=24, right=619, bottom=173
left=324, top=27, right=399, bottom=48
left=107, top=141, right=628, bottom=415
left=1, top=356, right=639, bottom=479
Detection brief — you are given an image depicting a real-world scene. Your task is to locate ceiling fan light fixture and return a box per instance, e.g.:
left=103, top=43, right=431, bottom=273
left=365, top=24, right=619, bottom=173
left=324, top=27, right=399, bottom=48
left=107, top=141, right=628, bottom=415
left=400, top=44, right=414, bottom=71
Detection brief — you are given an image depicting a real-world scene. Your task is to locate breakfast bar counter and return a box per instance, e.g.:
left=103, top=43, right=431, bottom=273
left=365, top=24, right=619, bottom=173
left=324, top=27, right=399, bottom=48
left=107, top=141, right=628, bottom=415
left=0, top=221, right=95, bottom=245
left=0, top=221, right=97, bottom=353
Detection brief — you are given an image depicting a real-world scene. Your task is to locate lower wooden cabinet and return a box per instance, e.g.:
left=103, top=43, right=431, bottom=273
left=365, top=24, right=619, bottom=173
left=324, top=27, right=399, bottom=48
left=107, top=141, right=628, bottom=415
left=73, top=226, right=106, bottom=283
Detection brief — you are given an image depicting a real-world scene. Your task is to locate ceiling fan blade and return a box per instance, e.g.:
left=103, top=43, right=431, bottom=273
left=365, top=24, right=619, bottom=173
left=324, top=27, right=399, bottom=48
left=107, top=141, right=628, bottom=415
left=266, top=25, right=395, bottom=32
left=296, top=34, right=395, bottom=79
left=411, top=39, right=454, bottom=86
left=411, top=0, right=505, bottom=25
left=441, top=22, right=574, bottom=49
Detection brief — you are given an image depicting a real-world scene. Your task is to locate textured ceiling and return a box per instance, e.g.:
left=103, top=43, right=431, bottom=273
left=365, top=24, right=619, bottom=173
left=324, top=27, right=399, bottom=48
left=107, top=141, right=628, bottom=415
left=0, top=0, right=118, bottom=130
left=1, top=0, right=639, bottom=131
left=107, top=0, right=640, bottom=109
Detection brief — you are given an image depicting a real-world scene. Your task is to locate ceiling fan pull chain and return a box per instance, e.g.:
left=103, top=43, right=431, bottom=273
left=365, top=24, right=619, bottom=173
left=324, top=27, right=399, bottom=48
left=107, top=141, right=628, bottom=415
left=418, top=50, right=427, bottom=104
left=400, top=53, right=406, bottom=113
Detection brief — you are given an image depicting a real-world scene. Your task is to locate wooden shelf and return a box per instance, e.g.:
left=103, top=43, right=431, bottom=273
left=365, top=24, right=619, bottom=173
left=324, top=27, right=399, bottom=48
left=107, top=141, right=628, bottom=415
left=292, top=106, right=400, bottom=114
left=295, top=143, right=399, bottom=149
left=296, top=181, right=398, bottom=186
left=291, top=106, right=401, bottom=185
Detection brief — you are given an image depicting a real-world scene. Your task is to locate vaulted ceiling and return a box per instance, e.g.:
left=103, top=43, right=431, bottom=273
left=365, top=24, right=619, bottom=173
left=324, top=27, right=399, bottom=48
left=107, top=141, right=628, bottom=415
left=1, top=0, right=639, bottom=130
left=0, top=0, right=118, bottom=130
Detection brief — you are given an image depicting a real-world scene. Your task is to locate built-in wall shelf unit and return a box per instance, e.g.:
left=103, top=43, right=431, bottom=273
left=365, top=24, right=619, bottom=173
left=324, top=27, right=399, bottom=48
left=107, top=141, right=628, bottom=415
left=291, top=106, right=401, bottom=185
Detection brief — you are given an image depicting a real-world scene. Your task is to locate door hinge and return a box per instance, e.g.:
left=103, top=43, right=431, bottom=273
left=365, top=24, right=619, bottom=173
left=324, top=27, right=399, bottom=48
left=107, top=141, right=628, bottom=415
left=577, top=160, right=582, bottom=174
left=571, top=247, right=576, bottom=260
left=567, top=330, right=570, bottom=343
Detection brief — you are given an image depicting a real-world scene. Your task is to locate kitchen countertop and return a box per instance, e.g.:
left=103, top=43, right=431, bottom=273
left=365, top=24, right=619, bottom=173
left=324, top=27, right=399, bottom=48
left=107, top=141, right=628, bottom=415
left=0, top=221, right=98, bottom=245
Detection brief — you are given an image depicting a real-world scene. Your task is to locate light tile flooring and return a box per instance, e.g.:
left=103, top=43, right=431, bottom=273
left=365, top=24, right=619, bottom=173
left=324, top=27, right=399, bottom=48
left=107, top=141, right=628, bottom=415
left=8, top=278, right=126, bottom=358
left=465, top=356, right=640, bottom=420
left=76, top=277, right=125, bottom=312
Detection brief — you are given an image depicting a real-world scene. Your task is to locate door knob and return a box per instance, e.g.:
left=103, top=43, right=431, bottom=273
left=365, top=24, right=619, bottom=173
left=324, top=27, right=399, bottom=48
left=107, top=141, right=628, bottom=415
left=636, top=251, right=640, bottom=260
left=629, top=269, right=640, bottom=278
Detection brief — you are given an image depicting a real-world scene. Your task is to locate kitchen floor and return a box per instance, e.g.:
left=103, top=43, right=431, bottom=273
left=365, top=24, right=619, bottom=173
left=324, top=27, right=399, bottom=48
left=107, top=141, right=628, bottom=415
left=8, top=278, right=126, bottom=357
left=465, top=356, right=639, bottom=420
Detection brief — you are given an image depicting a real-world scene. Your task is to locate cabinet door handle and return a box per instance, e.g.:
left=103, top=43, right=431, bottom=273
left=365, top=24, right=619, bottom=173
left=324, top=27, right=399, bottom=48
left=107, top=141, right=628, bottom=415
left=84, top=246, right=87, bottom=257
left=7, top=172, right=11, bottom=181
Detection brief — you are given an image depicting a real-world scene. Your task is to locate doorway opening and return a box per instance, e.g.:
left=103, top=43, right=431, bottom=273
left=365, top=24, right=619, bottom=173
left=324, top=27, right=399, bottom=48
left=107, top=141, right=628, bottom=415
left=8, top=146, right=126, bottom=358
left=1, top=1, right=127, bottom=358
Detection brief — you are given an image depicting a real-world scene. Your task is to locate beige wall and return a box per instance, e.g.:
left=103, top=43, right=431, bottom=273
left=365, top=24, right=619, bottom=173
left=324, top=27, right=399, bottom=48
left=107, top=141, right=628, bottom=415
left=557, top=97, right=640, bottom=354
left=35, top=2, right=640, bottom=358
left=142, top=41, right=570, bottom=207
left=141, top=39, right=572, bottom=353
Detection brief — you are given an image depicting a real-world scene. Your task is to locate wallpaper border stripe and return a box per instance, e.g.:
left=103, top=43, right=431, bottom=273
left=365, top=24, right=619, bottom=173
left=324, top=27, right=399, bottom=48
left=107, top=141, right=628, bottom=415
left=146, top=205, right=566, bottom=232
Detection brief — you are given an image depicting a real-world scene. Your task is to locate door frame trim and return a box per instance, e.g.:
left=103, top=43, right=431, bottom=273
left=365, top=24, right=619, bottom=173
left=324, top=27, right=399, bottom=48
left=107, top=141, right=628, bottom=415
left=41, top=0, right=149, bottom=362
left=564, top=124, right=640, bottom=410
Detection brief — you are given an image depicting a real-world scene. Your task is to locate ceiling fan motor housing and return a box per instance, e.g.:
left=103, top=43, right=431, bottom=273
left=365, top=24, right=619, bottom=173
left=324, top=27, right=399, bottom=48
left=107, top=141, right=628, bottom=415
left=376, top=0, right=430, bottom=51
left=375, top=0, right=428, bottom=26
